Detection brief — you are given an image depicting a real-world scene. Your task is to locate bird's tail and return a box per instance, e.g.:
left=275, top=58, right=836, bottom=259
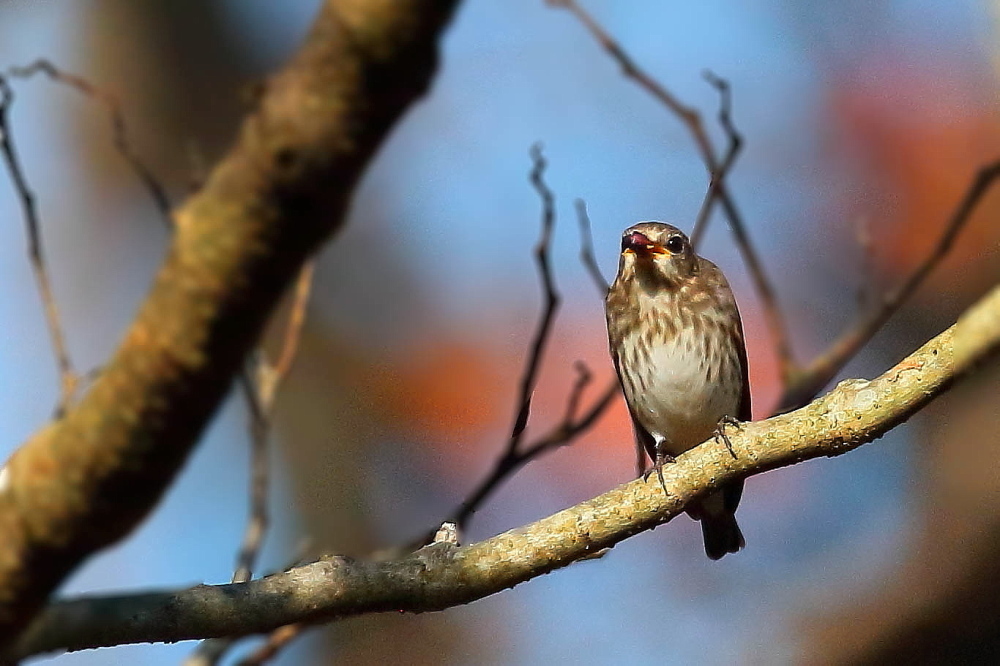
left=700, top=511, right=745, bottom=561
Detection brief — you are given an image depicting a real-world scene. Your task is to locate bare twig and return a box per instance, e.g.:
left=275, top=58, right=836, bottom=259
left=508, top=144, right=560, bottom=446
left=234, top=624, right=306, bottom=666
left=0, top=75, right=79, bottom=415
left=779, top=159, right=1000, bottom=411
left=438, top=148, right=624, bottom=536
left=187, top=263, right=315, bottom=666
left=550, top=0, right=795, bottom=384
left=234, top=262, right=315, bottom=584
left=6, top=60, right=172, bottom=225
left=573, top=199, right=609, bottom=294
left=0, top=61, right=174, bottom=415
left=547, top=0, right=716, bottom=169
left=447, top=145, right=561, bottom=529
left=690, top=71, right=743, bottom=247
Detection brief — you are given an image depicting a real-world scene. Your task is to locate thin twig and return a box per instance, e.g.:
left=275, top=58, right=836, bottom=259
left=434, top=148, right=623, bottom=538
left=562, top=361, right=592, bottom=424
left=186, top=263, right=316, bottom=666
left=508, top=144, right=560, bottom=446
left=447, top=378, right=620, bottom=533
left=234, top=624, right=306, bottom=666
left=779, top=159, right=1000, bottom=411
left=574, top=199, right=609, bottom=294
left=438, top=153, right=626, bottom=539
left=6, top=60, right=172, bottom=226
left=235, top=262, right=315, bottom=583
left=447, top=145, right=560, bottom=529
left=547, top=0, right=716, bottom=169
left=0, top=75, right=78, bottom=416
left=550, top=0, right=796, bottom=384
left=690, top=71, right=743, bottom=247
left=854, top=214, right=874, bottom=308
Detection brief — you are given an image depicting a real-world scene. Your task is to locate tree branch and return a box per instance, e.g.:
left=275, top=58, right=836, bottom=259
left=14, top=282, right=1000, bottom=660
left=0, top=0, right=461, bottom=649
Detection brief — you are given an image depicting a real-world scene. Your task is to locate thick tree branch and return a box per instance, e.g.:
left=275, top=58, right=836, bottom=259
left=0, top=0, right=460, bottom=649
left=14, top=283, right=1000, bottom=660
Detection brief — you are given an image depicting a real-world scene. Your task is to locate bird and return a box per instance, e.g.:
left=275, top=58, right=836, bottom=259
left=605, top=221, right=750, bottom=560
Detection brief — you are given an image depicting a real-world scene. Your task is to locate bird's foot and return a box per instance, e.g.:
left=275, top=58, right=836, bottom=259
left=714, top=415, right=742, bottom=459
left=642, top=449, right=676, bottom=495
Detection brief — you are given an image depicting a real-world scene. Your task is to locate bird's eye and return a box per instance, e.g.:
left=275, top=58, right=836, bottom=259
left=665, top=235, right=685, bottom=254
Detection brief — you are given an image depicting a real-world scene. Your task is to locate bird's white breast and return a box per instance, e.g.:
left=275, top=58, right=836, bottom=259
left=620, top=315, right=741, bottom=456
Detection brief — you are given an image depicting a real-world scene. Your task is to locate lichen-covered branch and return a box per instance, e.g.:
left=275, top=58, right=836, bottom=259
left=0, top=0, right=460, bottom=649
left=14, top=283, right=1000, bottom=661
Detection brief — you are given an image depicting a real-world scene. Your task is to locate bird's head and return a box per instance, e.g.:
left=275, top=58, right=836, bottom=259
left=617, top=222, right=698, bottom=288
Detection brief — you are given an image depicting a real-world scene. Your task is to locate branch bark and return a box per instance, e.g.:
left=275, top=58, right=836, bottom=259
left=0, top=0, right=460, bottom=649
left=13, top=283, right=1000, bottom=661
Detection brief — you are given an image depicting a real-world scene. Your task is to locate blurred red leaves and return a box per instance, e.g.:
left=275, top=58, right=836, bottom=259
left=828, top=55, right=1000, bottom=297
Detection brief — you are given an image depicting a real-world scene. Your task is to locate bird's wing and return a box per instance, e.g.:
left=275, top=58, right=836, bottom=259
left=726, top=309, right=752, bottom=514
left=610, top=345, right=656, bottom=476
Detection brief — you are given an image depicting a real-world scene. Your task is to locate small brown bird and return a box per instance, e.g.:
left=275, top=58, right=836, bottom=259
left=606, top=222, right=750, bottom=560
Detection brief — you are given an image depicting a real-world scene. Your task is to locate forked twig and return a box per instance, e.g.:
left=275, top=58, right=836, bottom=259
left=448, top=145, right=561, bottom=528
left=549, top=0, right=795, bottom=384
left=691, top=71, right=743, bottom=247
left=508, top=144, right=560, bottom=447
left=0, top=75, right=78, bottom=415
left=235, top=261, right=315, bottom=583
left=187, top=263, right=315, bottom=666
left=427, top=147, right=623, bottom=539
left=6, top=60, right=171, bottom=225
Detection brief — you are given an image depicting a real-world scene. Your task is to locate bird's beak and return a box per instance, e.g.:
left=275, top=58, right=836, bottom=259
left=622, top=231, right=665, bottom=256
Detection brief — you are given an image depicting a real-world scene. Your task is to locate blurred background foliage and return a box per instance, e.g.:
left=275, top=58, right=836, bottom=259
left=0, top=0, right=998, bottom=663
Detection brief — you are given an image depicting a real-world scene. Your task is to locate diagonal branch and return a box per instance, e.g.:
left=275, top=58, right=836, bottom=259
left=778, top=159, right=1000, bottom=411
left=0, top=0, right=462, bottom=649
left=14, top=281, right=1000, bottom=660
